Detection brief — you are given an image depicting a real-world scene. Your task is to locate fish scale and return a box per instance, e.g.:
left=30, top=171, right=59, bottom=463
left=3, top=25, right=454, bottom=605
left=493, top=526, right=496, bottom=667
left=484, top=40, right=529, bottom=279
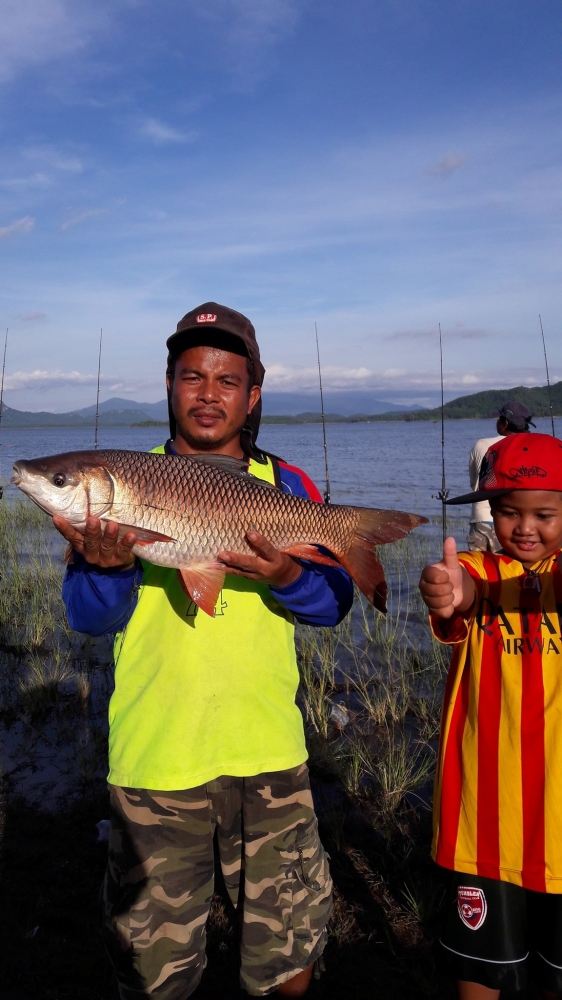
left=103, top=450, right=358, bottom=562
left=11, top=448, right=426, bottom=615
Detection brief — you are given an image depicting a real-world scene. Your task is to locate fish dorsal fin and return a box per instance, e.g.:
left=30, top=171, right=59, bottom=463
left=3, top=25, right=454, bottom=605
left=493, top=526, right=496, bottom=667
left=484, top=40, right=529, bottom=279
left=183, top=453, right=277, bottom=487
left=183, top=454, right=249, bottom=474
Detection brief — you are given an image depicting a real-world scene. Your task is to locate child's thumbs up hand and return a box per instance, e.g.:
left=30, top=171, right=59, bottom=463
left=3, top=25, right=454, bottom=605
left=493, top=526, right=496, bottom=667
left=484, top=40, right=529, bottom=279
left=419, top=536, right=469, bottom=619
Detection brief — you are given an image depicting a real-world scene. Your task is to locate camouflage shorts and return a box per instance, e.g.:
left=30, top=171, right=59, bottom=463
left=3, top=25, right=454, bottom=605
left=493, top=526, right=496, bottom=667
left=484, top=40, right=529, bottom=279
left=103, top=764, right=332, bottom=998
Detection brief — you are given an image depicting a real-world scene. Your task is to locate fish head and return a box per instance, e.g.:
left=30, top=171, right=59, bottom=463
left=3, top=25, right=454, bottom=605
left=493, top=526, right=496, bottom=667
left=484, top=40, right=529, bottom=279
left=11, top=451, right=115, bottom=527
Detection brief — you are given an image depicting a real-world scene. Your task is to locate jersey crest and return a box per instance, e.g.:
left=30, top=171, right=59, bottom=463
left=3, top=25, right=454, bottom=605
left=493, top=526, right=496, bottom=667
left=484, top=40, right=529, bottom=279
left=457, top=885, right=487, bottom=931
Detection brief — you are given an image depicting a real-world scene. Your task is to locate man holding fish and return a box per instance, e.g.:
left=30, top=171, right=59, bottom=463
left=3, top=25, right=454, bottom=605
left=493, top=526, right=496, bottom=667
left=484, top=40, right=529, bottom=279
left=13, top=302, right=425, bottom=998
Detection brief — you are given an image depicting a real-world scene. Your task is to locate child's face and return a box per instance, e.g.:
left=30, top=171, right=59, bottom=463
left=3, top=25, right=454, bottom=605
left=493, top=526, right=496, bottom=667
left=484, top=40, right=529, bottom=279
left=491, top=490, right=562, bottom=566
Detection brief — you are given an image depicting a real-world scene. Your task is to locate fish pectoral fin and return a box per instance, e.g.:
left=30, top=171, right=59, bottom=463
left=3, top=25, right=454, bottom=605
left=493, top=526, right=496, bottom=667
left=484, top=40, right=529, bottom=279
left=116, top=523, right=175, bottom=544
left=177, top=564, right=225, bottom=617
left=284, top=544, right=341, bottom=567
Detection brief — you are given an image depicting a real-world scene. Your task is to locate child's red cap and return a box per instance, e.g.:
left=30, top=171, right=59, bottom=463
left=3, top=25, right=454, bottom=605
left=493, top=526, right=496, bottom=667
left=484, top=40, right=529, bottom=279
left=448, top=433, right=562, bottom=504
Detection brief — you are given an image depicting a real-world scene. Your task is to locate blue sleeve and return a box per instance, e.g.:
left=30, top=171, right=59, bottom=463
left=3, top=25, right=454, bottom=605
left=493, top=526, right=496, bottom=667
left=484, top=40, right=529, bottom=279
left=269, top=460, right=354, bottom=626
left=62, top=554, right=142, bottom=635
left=270, top=559, right=353, bottom=626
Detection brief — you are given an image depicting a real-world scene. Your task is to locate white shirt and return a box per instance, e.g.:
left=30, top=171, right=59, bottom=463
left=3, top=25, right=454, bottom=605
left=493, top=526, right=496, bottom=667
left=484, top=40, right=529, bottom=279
left=468, top=435, right=502, bottom=522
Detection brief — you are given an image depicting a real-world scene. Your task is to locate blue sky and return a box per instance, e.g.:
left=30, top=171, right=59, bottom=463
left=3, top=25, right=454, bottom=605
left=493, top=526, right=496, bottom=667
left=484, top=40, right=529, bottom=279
left=1, top=0, right=561, bottom=412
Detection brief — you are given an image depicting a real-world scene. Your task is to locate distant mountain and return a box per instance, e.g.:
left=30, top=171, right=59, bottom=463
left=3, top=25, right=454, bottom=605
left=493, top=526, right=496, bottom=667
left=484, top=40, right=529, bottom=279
left=370, top=382, right=562, bottom=421
left=0, top=403, right=93, bottom=427
left=75, top=397, right=169, bottom=420
left=437, top=382, right=562, bottom=420
left=0, top=398, right=168, bottom=427
left=262, top=391, right=418, bottom=417
left=2, top=382, right=560, bottom=427
left=68, top=397, right=170, bottom=424
left=0, top=392, right=419, bottom=427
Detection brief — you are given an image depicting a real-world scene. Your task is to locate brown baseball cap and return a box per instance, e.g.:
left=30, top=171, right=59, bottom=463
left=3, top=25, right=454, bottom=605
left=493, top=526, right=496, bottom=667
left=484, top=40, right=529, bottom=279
left=166, top=301, right=267, bottom=461
left=166, top=301, right=265, bottom=386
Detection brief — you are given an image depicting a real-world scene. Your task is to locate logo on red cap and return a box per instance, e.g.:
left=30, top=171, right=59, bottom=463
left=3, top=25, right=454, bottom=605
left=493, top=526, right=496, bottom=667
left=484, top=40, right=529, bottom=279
left=457, top=886, right=487, bottom=931
left=508, top=464, right=547, bottom=481
left=196, top=313, right=217, bottom=324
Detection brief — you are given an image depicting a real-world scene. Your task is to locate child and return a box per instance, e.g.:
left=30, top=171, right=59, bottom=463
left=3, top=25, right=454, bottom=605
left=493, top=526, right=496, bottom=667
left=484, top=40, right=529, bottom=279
left=419, top=432, right=562, bottom=1000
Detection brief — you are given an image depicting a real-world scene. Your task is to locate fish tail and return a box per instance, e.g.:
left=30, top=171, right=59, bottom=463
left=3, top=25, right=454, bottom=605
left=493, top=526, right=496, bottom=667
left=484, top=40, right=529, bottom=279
left=340, top=508, right=426, bottom=612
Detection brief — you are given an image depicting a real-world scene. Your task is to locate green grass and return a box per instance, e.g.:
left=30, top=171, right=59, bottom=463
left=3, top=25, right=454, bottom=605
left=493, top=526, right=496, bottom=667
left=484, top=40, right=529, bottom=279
left=291, top=528, right=454, bottom=995
left=0, top=509, right=456, bottom=998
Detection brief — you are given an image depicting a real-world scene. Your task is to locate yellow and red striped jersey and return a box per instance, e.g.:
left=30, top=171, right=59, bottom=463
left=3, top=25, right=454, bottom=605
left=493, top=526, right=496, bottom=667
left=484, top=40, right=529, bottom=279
left=431, top=548, right=562, bottom=893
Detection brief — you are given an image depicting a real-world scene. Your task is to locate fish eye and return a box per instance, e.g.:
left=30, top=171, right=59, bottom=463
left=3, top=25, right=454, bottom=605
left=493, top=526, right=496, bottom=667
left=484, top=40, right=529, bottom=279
left=53, top=473, right=66, bottom=488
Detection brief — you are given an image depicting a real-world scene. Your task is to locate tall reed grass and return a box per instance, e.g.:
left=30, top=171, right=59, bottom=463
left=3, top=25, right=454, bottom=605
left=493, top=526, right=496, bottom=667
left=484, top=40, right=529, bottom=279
left=1, top=503, right=452, bottom=990
left=0, top=504, right=74, bottom=709
left=2, top=506, right=448, bottom=825
left=296, top=524, right=450, bottom=941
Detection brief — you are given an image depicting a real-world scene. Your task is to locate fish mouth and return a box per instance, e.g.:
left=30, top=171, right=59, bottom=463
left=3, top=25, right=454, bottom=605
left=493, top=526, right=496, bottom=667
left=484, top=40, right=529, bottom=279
left=11, top=462, right=23, bottom=486
left=11, top=462, right=51, bottom=514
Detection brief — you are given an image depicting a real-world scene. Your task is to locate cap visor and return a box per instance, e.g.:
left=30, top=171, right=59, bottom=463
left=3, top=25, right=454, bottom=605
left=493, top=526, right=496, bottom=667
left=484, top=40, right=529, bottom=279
left=446, top=488, right=514, bottom=505
left=166, top=328, right=248, bottom=355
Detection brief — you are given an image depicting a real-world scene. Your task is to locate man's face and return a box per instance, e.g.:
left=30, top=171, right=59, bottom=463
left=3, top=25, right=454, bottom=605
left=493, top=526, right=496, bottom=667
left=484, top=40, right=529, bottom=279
left=491, top=490, right=562, bottom=566
left=167, top=344, right=261, bottom=456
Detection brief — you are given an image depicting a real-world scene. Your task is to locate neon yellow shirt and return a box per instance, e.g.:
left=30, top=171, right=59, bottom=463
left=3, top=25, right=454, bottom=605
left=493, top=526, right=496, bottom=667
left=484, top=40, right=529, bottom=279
left=107, top=454, right=307, bottom=790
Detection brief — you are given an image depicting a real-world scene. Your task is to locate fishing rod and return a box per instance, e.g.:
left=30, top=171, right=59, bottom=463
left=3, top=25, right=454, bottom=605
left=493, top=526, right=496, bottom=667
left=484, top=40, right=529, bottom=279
left=538, top=314, right=556, bottom=437
left=435, top=322, right=448, bottom=543
left=0, top=328, right=8, bottom=500
left=94, top=327, right=103, bottom=450
left=314, top=321, right=331, bottom=504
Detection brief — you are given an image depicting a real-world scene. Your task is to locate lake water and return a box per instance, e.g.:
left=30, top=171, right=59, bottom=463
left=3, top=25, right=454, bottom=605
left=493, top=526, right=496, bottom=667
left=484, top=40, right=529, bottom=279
left=1, top=416, right=559, bottom=552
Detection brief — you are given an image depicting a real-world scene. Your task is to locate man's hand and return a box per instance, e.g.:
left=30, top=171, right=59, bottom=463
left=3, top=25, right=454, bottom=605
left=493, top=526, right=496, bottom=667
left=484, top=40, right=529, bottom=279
left=52, top=514, right=138, bottom=570
left=217, top=531, right=302, bottom=589
left=419, top=536, right=475, bottom=619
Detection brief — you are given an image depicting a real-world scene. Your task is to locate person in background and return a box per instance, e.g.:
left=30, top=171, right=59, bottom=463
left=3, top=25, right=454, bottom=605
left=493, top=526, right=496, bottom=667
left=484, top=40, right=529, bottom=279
left=53, top=302, right=354, bottom=1000
left=420, top=432, right=562, bottom=1000
left=467, top=399, right=535, bottom=552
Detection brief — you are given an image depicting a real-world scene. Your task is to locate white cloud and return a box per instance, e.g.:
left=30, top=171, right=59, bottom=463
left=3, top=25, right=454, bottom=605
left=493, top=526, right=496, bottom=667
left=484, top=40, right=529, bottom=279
left=0, top=0, right=104, bottom=83
left=137, top=118, right=196, bottom=145
left=261, top=361, right=558, bottom=397
left=6, top=369, right=96, bottom=391
left=224, top=0, right=300, bottom=45
left=0, top=147, right=84, bottom=207
left=60, top=208, right=108, bottom=231
left=265, top=363, right=379, bottom=391
left=0, top=216, right=35, bottom=239
left=24, top=145, right=84, bottom=173
left=195, top=0, right=301, bottom=88
left=0, top=172, right=51, bottom=190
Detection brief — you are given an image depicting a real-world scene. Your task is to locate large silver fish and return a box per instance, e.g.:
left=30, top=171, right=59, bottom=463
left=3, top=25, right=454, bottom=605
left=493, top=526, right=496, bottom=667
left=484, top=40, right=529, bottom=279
left=12, top=449, right=426, bottom=616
